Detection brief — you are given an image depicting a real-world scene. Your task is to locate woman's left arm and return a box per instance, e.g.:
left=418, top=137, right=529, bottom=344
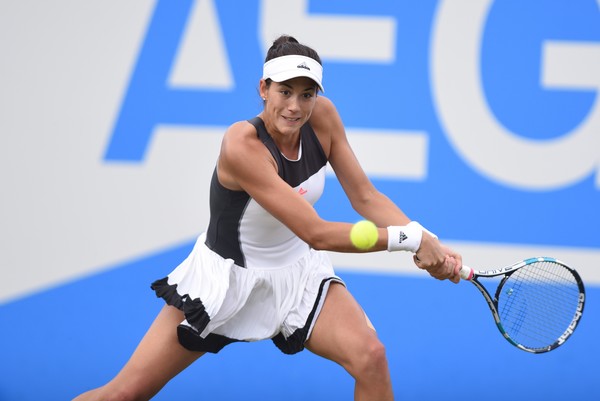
left=310, top=97, right=462, bottom=282
left=311, top=97, right=410, bottom=226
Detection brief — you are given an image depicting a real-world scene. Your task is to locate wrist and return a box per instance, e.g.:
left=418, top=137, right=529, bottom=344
left=386, top=221, right=437, bottom=252
left=420, top=224, right=438, bottom=240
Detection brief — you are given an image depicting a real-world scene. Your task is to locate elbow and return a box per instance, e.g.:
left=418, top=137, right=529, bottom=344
left=307, top=237, right=329, bottom=251
left=303, top=233, right=328, bottom=251
left=349, top=188, right=379, bottom=215
left=300, top=225, right=331, bottom=251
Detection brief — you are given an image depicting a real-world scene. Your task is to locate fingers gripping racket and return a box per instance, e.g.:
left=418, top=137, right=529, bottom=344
left=459, top=257, right=585, bottom=353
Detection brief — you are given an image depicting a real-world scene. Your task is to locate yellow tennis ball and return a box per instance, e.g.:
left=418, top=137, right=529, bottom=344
left=350, top=220, right=378, bottom=250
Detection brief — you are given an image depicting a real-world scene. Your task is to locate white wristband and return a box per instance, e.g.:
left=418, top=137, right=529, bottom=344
left=387, top=222, right=422, bottom=252
left=421, top=224, right=438, bottom=240
left=387, top=221, right=437, bottom=252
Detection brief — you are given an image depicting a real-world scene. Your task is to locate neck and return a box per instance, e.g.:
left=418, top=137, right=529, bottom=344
left=260, top=113, right=301, bottom=159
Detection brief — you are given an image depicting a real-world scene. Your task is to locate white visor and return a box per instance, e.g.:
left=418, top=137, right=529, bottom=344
left=262, top=55, right=324, bottom=92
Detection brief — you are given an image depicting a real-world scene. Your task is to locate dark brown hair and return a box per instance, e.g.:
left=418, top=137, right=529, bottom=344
left=264, top=35, right=322, bottom=65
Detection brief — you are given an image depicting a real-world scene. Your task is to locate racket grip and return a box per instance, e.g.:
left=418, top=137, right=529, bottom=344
left=459, top=265, right=474, bottom=281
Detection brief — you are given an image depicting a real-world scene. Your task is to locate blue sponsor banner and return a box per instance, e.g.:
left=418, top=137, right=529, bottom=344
left=105, top=0, right=600, bottom=248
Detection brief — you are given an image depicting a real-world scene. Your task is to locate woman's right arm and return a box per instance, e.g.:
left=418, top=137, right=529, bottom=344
left=217, top=121, right=380, bottom=253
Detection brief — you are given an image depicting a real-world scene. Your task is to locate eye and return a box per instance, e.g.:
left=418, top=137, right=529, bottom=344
left=280, top=90, right=290, bottom=96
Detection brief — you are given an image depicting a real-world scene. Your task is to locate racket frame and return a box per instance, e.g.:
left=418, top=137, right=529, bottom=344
left=460, top=256, right=585, bottom=354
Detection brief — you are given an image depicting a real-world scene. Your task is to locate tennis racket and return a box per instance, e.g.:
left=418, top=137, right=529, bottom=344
left=459, top=256, right=585, bottom=353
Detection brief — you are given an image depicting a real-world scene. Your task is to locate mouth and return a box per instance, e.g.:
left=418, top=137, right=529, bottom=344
left=282, top=116, right=301, bottom=123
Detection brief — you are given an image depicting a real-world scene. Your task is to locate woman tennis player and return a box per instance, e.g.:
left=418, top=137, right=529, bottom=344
left=73, top=35, right=462, bottom=401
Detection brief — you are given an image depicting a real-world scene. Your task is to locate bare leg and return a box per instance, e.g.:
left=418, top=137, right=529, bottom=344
left=305, top=283, right=394, bottom=401
left=73, top=305, right=204, bottom=401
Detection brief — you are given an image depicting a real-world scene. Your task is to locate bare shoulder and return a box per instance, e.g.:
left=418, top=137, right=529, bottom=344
left=221, top=120, right=256, bottom=148
left=311, top=96, right=344, bottom=133
left=310, top=96, right=346, bottom=158
left=311, top=96, right=339, bottom=124
left=219, top=119, right=275, bottom=190
left=220, top=120, right=264, bottom=159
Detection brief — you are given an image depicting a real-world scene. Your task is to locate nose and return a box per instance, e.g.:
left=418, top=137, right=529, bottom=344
left=287, top=95, right=300, bottom=112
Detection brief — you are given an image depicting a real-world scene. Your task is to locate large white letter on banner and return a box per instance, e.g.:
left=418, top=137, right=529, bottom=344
left=431, top=0, right=600, bottom=190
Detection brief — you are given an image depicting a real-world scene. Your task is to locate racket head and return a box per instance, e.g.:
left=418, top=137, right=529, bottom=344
left=491, top=257, right=585, bottom=353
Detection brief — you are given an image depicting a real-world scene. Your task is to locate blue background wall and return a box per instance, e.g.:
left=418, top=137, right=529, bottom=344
left=0, top=0, right=598, bottom=400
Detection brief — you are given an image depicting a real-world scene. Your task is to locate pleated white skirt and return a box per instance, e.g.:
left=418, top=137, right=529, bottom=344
left=151, top=233, right=344, bottom=354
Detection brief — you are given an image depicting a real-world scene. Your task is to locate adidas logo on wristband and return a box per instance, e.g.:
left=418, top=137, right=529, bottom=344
left=387, top=223, right=423, bottom=253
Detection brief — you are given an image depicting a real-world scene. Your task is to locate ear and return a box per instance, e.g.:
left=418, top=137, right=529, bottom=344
left=259, top=79, right=269, bottom=99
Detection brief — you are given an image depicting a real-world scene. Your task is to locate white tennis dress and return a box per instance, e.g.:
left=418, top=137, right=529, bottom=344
left=151, top=117, right=343, bottom=354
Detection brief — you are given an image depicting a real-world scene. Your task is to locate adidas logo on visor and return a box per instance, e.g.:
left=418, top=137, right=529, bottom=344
left=297, top=62, right=310, bottom=71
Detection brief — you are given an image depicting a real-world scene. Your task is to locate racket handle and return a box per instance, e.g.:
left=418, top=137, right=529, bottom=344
left=460, top=265, right=474, bottom=281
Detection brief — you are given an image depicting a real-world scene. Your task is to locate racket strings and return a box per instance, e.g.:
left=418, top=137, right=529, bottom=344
left=497, top=261, right=581, bottom=350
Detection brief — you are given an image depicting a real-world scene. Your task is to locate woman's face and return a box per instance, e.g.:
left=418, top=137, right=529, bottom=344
left=260, top=76, right=318, bottom=137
